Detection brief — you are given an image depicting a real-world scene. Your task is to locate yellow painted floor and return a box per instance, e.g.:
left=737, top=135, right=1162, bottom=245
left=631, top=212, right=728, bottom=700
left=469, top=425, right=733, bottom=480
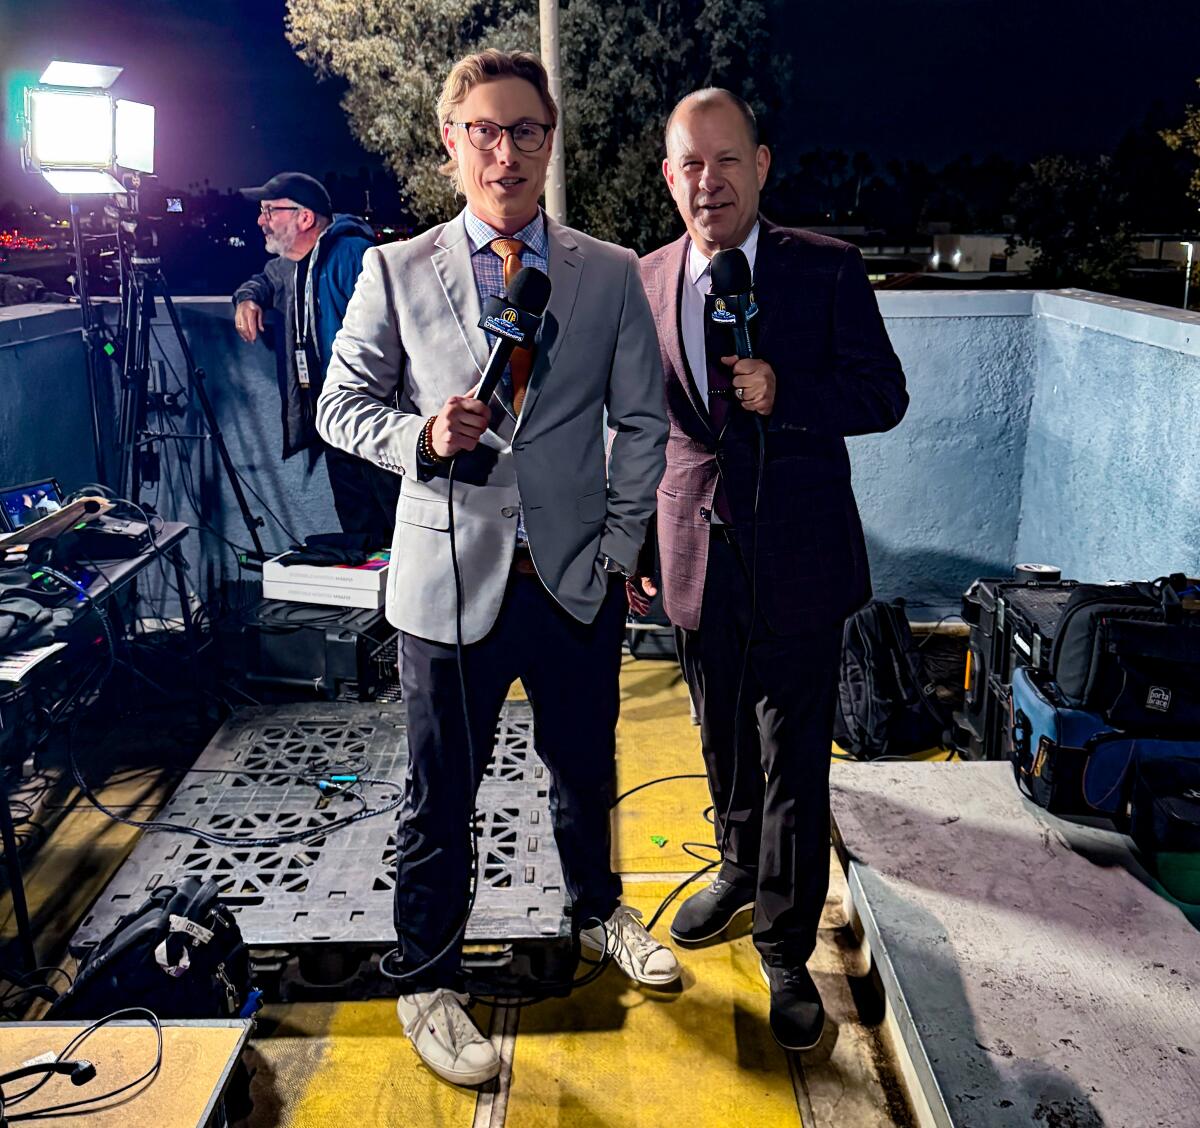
left=1, top=657, right=918, bottom=1127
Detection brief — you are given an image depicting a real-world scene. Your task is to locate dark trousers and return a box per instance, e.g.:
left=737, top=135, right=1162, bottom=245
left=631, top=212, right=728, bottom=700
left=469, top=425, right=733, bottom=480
left=394, top=570, right=626, bottom=989
left=324, top=445, right=401, bottom=547
left=677, top=531, right=843, bottom=967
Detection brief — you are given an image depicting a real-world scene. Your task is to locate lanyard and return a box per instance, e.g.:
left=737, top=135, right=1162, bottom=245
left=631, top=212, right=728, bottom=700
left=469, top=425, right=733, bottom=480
left=293, top=260, right=308, bottom=348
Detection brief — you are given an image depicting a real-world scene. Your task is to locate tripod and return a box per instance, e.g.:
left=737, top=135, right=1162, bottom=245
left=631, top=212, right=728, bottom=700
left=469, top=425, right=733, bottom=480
left=112, top=232, right=266, bottom=561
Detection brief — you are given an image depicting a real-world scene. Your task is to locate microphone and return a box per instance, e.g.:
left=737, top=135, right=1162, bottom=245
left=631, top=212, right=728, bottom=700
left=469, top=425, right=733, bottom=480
left=709, top=247, right=756, bottom=361
left=710, top=247, right=764, bottom=440
left=474, top=267, right=552, bottom=405
left=0, top=1058, right=97, bottom=1087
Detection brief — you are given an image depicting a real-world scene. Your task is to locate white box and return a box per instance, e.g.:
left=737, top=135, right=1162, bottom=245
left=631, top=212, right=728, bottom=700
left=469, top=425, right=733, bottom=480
left=262, top=578, right=385, bottom=610
left=263, top=550, right=389, bottom=595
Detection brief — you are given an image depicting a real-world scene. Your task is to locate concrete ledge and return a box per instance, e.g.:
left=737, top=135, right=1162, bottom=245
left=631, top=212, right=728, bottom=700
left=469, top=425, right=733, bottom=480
left=830, top=761, right=1200, bottom=1128
left=0, top=302, right=81, bottom=348
left=877, top=291, right=1034, bottom=318
left=1035, top=289, right=1200, bottom=359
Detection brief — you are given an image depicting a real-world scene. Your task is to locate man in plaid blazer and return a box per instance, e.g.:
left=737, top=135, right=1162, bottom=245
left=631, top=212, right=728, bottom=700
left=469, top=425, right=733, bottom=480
left=633, top=87, right=908, bottom=1052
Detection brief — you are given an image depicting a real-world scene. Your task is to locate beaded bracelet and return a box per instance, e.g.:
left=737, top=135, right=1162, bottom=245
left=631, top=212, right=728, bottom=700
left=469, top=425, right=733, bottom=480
left=418, top=415, right=448, bottom=463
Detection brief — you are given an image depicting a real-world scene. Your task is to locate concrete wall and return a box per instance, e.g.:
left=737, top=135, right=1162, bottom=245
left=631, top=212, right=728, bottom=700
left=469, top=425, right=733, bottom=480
left=165, top=300, right=340, bottom=583
left=0, top=304, right=103, bottom=490
left=1015, top=291, right=1200, bottom=583
left=870, top=292, right=1036, bottom=609
left=0, top=297, right=337, bottom=608
left=4, top=289, right=1197, bottom=610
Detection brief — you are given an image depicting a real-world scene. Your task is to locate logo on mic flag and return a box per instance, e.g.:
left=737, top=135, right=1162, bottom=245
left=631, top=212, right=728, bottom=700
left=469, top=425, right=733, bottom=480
left=481, top=303, right=532, bottom=343
left=709, top=292, right=759, bottom=325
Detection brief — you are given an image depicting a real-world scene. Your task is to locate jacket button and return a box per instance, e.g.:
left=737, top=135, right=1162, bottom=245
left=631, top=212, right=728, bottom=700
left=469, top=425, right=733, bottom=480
left=699, top=507, right=711, bottom=520
left=501, top=506, right=516, bottom=518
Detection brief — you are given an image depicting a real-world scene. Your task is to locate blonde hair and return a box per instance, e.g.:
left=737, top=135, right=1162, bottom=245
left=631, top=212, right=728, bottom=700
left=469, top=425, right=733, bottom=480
left=437, top=49, right=558, bottom=191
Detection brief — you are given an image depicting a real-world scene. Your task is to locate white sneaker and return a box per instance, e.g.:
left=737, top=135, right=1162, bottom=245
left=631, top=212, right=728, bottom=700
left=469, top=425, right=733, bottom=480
left=396, top=988, right=500, bottom=1087
left=579, top=904, right=681, bottom=986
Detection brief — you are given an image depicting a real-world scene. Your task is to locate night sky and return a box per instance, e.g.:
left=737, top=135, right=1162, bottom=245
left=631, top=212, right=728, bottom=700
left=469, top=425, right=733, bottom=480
left=2, top=0, right=1199, bottom=210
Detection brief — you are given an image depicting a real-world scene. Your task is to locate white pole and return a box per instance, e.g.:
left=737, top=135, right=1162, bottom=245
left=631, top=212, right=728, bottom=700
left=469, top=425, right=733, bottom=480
left=539, top=0, right=566, bottom=224
left=1182, top=242, right=1194, bottom=310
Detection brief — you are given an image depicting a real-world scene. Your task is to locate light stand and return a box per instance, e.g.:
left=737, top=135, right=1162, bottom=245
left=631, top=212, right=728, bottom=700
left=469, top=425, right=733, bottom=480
left=109, top=204, right=266, bottom=558
left=68, top=199, right=110, bottom=486
left=21, top=63, right=268, bottom=561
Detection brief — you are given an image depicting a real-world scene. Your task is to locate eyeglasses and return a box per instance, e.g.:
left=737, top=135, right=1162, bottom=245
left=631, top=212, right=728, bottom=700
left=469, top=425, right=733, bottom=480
left=452, top=120, right=552, bottom=153
left=259, top=204, right=301, bottom=218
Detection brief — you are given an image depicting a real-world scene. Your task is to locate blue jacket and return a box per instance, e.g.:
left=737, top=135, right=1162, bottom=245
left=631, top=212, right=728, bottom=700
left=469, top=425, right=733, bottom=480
left=234, top=213, right=374, bottom=457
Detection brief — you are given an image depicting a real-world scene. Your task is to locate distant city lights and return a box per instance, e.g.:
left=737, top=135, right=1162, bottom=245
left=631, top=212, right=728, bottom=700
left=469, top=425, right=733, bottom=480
left=0, top=229, right=55, bottom=251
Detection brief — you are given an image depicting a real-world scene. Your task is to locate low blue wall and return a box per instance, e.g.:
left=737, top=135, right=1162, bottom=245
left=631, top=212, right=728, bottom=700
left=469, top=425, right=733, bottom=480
left=869, top=292, right=1036, bottom=609
left=0, top=306, right=105, bottom=491
left=4, top=288, right=1197, bottom=611
left=1014, top=292, right=1200, bottom=584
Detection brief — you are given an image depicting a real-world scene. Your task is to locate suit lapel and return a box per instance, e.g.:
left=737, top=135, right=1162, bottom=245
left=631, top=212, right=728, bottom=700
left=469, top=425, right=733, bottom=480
left=751, top=217, right=787, bottom=360
left=515, top=215, right=582, bottom=429
left=673, top=237, right=713, bottom=433
left=431, top=212, right=490, bottom=378
left=646, top=234, right=711, bottom=434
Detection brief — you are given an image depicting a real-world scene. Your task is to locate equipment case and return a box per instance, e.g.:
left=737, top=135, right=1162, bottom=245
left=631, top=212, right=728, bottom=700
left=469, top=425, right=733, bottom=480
left=220, top=599, right=396, bottom=700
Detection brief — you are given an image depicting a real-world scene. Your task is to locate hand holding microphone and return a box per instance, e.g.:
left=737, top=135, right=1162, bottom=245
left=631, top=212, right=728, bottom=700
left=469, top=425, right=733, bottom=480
left=428, top=266, right=552, bottom=459
left=431, top=396, right=490, bottom=458
left=710, top=248, right=775, bottom=416
left=721, top=355, right=775, bottom=415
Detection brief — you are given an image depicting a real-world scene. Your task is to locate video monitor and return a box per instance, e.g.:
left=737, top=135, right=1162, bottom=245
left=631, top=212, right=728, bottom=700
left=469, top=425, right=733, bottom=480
left=0, top=478, right=65, bottom=533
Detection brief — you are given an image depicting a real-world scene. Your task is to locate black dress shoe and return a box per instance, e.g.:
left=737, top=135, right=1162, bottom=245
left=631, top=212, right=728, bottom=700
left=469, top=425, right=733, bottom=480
left=669, top=876, right=756, bottom=943
left=760, top=959, right=826, bottom=1051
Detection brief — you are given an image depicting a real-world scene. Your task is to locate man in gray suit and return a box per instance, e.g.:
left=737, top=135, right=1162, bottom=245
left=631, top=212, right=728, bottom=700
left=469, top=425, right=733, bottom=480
left=317, top=48, right=674, bottom=1087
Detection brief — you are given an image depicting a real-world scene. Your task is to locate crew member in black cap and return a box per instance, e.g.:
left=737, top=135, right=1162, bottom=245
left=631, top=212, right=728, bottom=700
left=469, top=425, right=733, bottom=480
left=233, top=171, right=399, bottom=543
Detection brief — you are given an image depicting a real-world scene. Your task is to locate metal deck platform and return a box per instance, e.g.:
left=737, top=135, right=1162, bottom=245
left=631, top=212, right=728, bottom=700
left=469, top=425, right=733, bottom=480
left=72, top=702, right=570, bottom=976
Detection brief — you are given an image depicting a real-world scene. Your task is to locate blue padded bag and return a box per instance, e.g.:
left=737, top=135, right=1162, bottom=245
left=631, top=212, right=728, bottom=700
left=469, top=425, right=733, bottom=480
left=1011, top=667, right=1200, bottom=819
left=1010, top=666, right=1115, bottom=814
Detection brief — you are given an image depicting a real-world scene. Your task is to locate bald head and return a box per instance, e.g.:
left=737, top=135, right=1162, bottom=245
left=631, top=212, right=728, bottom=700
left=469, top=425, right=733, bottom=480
left=661, top=88, right=770, bottom=258
left=665, top=88, right=758, bottom=156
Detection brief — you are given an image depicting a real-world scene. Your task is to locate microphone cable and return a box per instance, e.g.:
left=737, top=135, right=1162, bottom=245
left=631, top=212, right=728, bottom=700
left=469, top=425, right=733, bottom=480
left=381, top=369, right=626, bottom=995
left=710, top=407, right=767, bottom=884
left=0, top=1007, right=162, bottom=1122
left=381, top=446, right=617, bottom=997
left=380, top=454, right=485, bottom=987
left=707, top=245, right=768, bottom=887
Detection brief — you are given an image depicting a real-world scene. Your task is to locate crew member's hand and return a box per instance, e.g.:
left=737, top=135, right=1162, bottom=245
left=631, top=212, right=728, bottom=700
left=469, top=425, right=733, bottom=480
left=626, top=574, right=658, bottom=617
left=235, top=300, right=265, bottom=343
left=721, top=355, right=776, bottom=415
left=431, top=395, right=490, bottom=458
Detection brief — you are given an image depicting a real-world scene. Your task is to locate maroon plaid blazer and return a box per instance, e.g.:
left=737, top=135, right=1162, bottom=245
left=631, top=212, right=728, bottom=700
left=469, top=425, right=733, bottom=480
left=638, top=220, right=908, bottom=635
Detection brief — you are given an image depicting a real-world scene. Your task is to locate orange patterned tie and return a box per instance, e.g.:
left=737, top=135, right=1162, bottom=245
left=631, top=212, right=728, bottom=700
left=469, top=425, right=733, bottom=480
left=490, top=237, right=533, bottom=413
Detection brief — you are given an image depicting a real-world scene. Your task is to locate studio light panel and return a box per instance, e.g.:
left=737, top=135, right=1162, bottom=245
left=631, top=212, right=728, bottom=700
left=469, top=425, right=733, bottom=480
left=27, top=88, right=114, bottom=169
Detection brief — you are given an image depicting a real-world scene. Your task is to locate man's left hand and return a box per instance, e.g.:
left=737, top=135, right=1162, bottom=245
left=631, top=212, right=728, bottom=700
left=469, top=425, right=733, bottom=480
left=721, top=355, right=776, bottom=416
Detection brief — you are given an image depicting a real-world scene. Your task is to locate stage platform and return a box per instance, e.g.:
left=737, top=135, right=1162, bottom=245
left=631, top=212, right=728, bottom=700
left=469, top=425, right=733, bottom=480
left=70, top=701, right=572, bottom=994
left=830, top=761, right=1200, bottom=1128
left=7, top=658, right=918, bottom=1125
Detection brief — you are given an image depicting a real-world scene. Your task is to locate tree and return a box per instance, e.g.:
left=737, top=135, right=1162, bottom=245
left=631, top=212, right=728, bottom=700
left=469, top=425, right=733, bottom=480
left=1161, top=78, right=1200, bottom=210
left=1007, top=155, right=1137, bottom=292
left=1115, top=106, right=1193, bottom=233
left=285, top=0, right=787, bottom=250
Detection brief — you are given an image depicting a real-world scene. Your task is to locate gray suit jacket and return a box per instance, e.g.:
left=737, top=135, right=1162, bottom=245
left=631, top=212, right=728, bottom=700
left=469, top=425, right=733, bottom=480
left=316, top=210, right=668, bottom=644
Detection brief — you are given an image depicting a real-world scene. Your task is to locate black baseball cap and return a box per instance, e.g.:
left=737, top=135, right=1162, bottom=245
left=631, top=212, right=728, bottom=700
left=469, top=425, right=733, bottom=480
left=239, top=172, right=332, bottom=218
